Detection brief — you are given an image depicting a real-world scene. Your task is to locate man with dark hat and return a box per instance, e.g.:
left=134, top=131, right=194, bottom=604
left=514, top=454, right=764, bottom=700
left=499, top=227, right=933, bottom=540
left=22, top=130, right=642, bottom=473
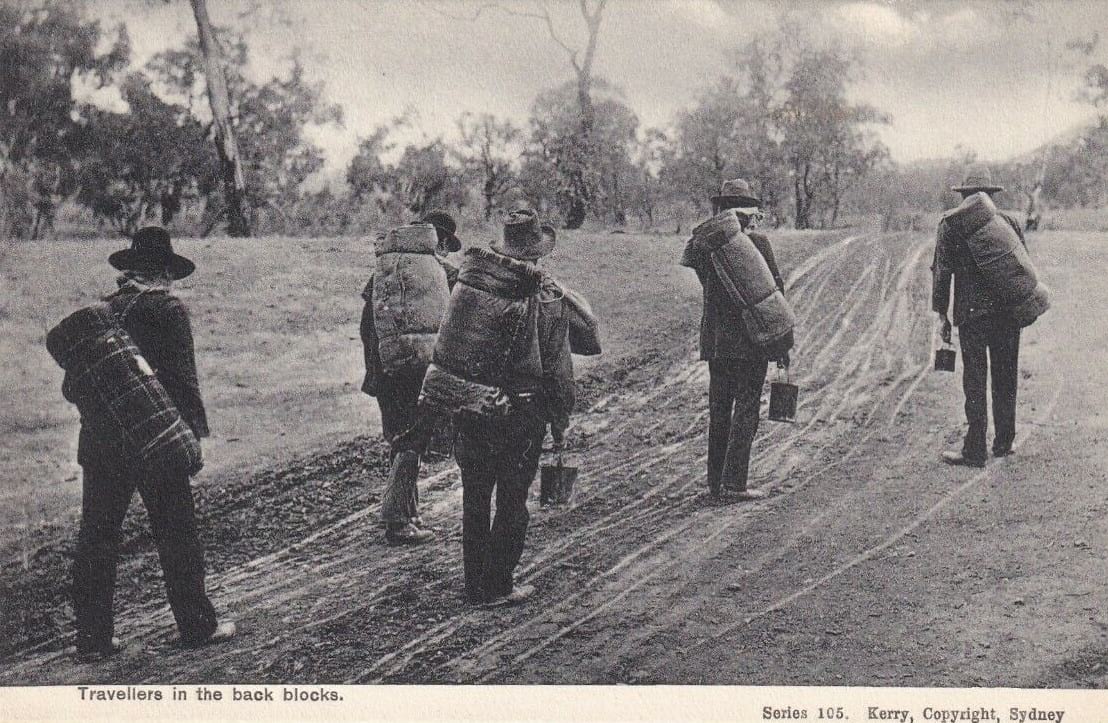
left=682, top=178, right=788, bottom=500
left=68, top=226, right=234, bottom=661
left=419, top=208, right=582, bottom=605
left=360, top=211, right=461, bottom=545
left=933, top=166, right=1027, bottom=467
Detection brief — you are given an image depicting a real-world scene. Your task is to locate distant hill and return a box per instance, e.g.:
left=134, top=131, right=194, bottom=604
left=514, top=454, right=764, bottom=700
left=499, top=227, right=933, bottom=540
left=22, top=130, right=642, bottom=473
left=1004, top=114, right=1101, bottom=165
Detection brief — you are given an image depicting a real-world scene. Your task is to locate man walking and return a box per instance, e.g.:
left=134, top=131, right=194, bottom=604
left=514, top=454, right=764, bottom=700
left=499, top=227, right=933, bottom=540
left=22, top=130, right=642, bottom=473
left=681, top=179, right=788, bottom=500
left=419, top=209, right=591, bottom=605
left=67, top=227, right=234, bottom=661
left=933, top=166, right=1026, bottom=467
left=360, top=211, right=460, bottom=545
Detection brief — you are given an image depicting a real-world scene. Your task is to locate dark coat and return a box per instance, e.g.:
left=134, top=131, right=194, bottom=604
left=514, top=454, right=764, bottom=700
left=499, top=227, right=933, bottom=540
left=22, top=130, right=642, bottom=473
left=681, top=230, right=785, bottom=361
left=75, top=286, right=208, bottom=467
left=932, top=210, right=1026, bottom=327
left=360, top=256, right=458, bottom=396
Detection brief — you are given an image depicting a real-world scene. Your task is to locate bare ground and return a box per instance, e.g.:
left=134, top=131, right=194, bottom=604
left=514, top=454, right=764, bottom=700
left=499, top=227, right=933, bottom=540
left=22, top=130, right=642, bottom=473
left=2, top=229, right=1104, bottom=687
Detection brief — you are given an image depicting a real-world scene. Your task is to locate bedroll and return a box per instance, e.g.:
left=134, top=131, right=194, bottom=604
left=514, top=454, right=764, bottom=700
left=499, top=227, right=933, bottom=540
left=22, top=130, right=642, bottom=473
left=373, top=223, right=452, bottom=374
left=691, top=210, right=796, bottom=357
left=46, top=303, right=203, bottom=477
left=941, top=192, right=1050, bottom=327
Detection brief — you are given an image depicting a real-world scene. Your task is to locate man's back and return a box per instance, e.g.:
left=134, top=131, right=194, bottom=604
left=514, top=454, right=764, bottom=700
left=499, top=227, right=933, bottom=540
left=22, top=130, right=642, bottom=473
left=933, top=210, right=1026, bottom=327
left=682, top=229, right=785, bottom=361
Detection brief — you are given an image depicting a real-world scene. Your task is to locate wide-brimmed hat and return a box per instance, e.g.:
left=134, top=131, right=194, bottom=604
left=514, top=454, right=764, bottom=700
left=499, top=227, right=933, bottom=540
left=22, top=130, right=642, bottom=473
left=420, top=210, right=462, bottom=252
left=710, top=178, right=761, bottom=208
left=493, top=208, right=556, bottom=260
left=951, top=165, right=1004, bottom=194
left=108, top=226, right=195, bottom=280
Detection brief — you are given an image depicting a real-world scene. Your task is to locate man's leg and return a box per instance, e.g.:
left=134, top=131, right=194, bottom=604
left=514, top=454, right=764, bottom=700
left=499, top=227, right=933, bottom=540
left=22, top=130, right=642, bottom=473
left=456, top=422, right=497, bottom=603
left=72, top=465, right=134, bottom=655
left=482, top=415, right=545, bottom=600
left=958, top=320, right=989, bottom=463
left=138, top=472, right=218, bottom=644
left=989, top=320, right=1021, bottom=455
left=379, top=367, right=434, bottom=535
left=720, top=358, right=770, bottom=492
left=707, top=361, right=737, bottom=495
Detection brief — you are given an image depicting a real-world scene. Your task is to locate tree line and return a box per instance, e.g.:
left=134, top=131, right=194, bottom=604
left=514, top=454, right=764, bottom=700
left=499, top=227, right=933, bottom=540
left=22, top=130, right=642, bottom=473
left=3, top=1, right=1107, bottom=241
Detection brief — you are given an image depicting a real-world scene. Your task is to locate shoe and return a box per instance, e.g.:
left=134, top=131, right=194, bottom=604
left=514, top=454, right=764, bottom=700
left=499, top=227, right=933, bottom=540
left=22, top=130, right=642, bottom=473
left=726, top=487, right=767, bottom=501
left=76, top=637, right=124, bottom=662
left=384, top=522, right=434, bottom=546
left=178, top=621, right=236, bottom=649
left=993, top=446, right=1014, bottom=458
left=941, top=450, right=986, bottom=468
left=482, top=584, right=536, bottom=608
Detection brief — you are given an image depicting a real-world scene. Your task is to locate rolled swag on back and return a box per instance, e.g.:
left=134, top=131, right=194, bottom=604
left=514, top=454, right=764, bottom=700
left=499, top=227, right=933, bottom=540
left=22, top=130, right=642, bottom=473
left=685, top=207, right=796, bottom=359
left=47, top=299, right=203, bottom=477
left=371, top=223, right=453, bottom=374
left=419, top=216, right=600, bottom=420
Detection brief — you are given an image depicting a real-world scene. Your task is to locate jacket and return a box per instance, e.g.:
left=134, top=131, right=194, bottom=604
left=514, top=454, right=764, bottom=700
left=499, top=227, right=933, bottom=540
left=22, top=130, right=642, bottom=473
left=681, top=229, right=786, bottom=361
left=74, top=286, right=208, bottom=468
left=932, top=209, right=1026, bottom=327
left=360, top=255, right=458, bottom=396
left=419, top=247, right=576, bottom=429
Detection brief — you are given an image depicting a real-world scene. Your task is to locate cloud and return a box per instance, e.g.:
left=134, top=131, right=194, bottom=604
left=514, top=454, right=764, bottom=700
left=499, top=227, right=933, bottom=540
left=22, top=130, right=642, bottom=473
left=832, top=2, right=917, bottom=47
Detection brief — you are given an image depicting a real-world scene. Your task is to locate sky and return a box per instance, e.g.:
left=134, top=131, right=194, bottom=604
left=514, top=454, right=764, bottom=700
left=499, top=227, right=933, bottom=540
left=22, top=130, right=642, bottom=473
left=85, top=0, right=1106, bottom=176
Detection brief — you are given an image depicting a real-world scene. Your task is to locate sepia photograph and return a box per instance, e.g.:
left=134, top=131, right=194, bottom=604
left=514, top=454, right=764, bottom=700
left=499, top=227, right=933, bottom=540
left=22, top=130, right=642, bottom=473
left=1, top=0, right=1106, bottom=715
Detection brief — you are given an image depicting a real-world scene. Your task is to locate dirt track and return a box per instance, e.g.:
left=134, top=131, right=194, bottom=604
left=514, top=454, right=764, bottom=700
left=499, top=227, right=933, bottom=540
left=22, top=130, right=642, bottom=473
left=3, top=230, right=1105, bottom=686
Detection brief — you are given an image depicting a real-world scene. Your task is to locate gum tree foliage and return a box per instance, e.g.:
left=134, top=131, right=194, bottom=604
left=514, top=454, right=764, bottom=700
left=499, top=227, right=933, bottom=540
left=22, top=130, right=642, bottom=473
left=660, top=31, right=888, bottom=230
left=454, top=112, right=522, bottom=221
left=522, top=80, right=640, bottom=226
left=346, top=121, right=468, bottom=222
left=0, top=1, right=128, bottom=239
left=76, top=73, right=216, bottom=235
left=147, top=37, right=343, bottom=234
left=778, top=46, right=890, bottom=229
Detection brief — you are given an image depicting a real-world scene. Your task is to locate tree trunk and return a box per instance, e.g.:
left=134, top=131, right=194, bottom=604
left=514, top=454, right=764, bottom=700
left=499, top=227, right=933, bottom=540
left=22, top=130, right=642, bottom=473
left=189, top=0, right=250, bottom=237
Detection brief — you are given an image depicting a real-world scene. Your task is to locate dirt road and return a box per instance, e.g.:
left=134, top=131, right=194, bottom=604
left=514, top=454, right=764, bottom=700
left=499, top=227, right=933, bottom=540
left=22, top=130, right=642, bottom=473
left=3, top=230, right=1104, bottom=686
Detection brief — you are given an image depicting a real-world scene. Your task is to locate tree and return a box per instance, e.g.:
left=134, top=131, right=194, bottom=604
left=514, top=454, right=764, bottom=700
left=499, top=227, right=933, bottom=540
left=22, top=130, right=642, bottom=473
left=148, top=36, right=343, bottom=234
left=188, top=0, right=250, bottom=236
left=0, top=1, right=128, bottom=238
left=777, top=45, right=888, bottom=229
left=527, top=79, right=639, bottom=226
left=455, top=113, right=521, bottom=220
left=659, top=37, right=793, bottom=224
left=75, top=73, right=215, bottom=235
left=346, top=123, right=467, bottom=222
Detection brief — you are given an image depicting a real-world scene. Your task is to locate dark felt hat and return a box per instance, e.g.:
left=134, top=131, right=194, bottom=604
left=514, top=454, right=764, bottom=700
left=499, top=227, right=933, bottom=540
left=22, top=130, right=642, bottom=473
left=710, top=178, right=761, bottom=208
left=420, top=210, right=463, bottom=252
left=108, top=227, right=195, bottom=279
left=493, top=208, right=556, bottom=260
left=952, top=165, right=1004, bottom=194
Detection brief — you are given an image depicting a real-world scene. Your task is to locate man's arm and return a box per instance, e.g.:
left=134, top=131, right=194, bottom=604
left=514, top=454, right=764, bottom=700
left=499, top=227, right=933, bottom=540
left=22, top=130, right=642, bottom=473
left=1001, top=211, right=1028, bottom=249
left=359, top=276, right=383, bottom=396
left=749, top=232, right=785, bottom=294
left=158, top=296, right=209, bottom=438
left=931, top=222, right=953, bottom=343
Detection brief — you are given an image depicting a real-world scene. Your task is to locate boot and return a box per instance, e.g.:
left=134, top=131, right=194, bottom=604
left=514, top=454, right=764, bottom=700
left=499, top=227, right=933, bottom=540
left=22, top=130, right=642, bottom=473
left=385, top=522, right=434, bottom=546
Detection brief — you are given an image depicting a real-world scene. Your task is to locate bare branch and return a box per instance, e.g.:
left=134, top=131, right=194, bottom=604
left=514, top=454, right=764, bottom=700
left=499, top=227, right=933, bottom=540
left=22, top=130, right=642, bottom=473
left=423, top=1, right=580, bottom=66
left=531, top=0, right=580, bottom=68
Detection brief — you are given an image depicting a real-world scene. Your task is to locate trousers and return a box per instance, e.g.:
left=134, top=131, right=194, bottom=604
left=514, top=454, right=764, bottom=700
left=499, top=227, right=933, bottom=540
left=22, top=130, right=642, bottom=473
left=959, top=315, right=1021, bottom=460
left=707, top=358, right=769, bottom=493
left=455, top=410, right=547, bottom=603
left=376, top=367, right=428, bottom=454
left=72, top=463, right=217, bottom=653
